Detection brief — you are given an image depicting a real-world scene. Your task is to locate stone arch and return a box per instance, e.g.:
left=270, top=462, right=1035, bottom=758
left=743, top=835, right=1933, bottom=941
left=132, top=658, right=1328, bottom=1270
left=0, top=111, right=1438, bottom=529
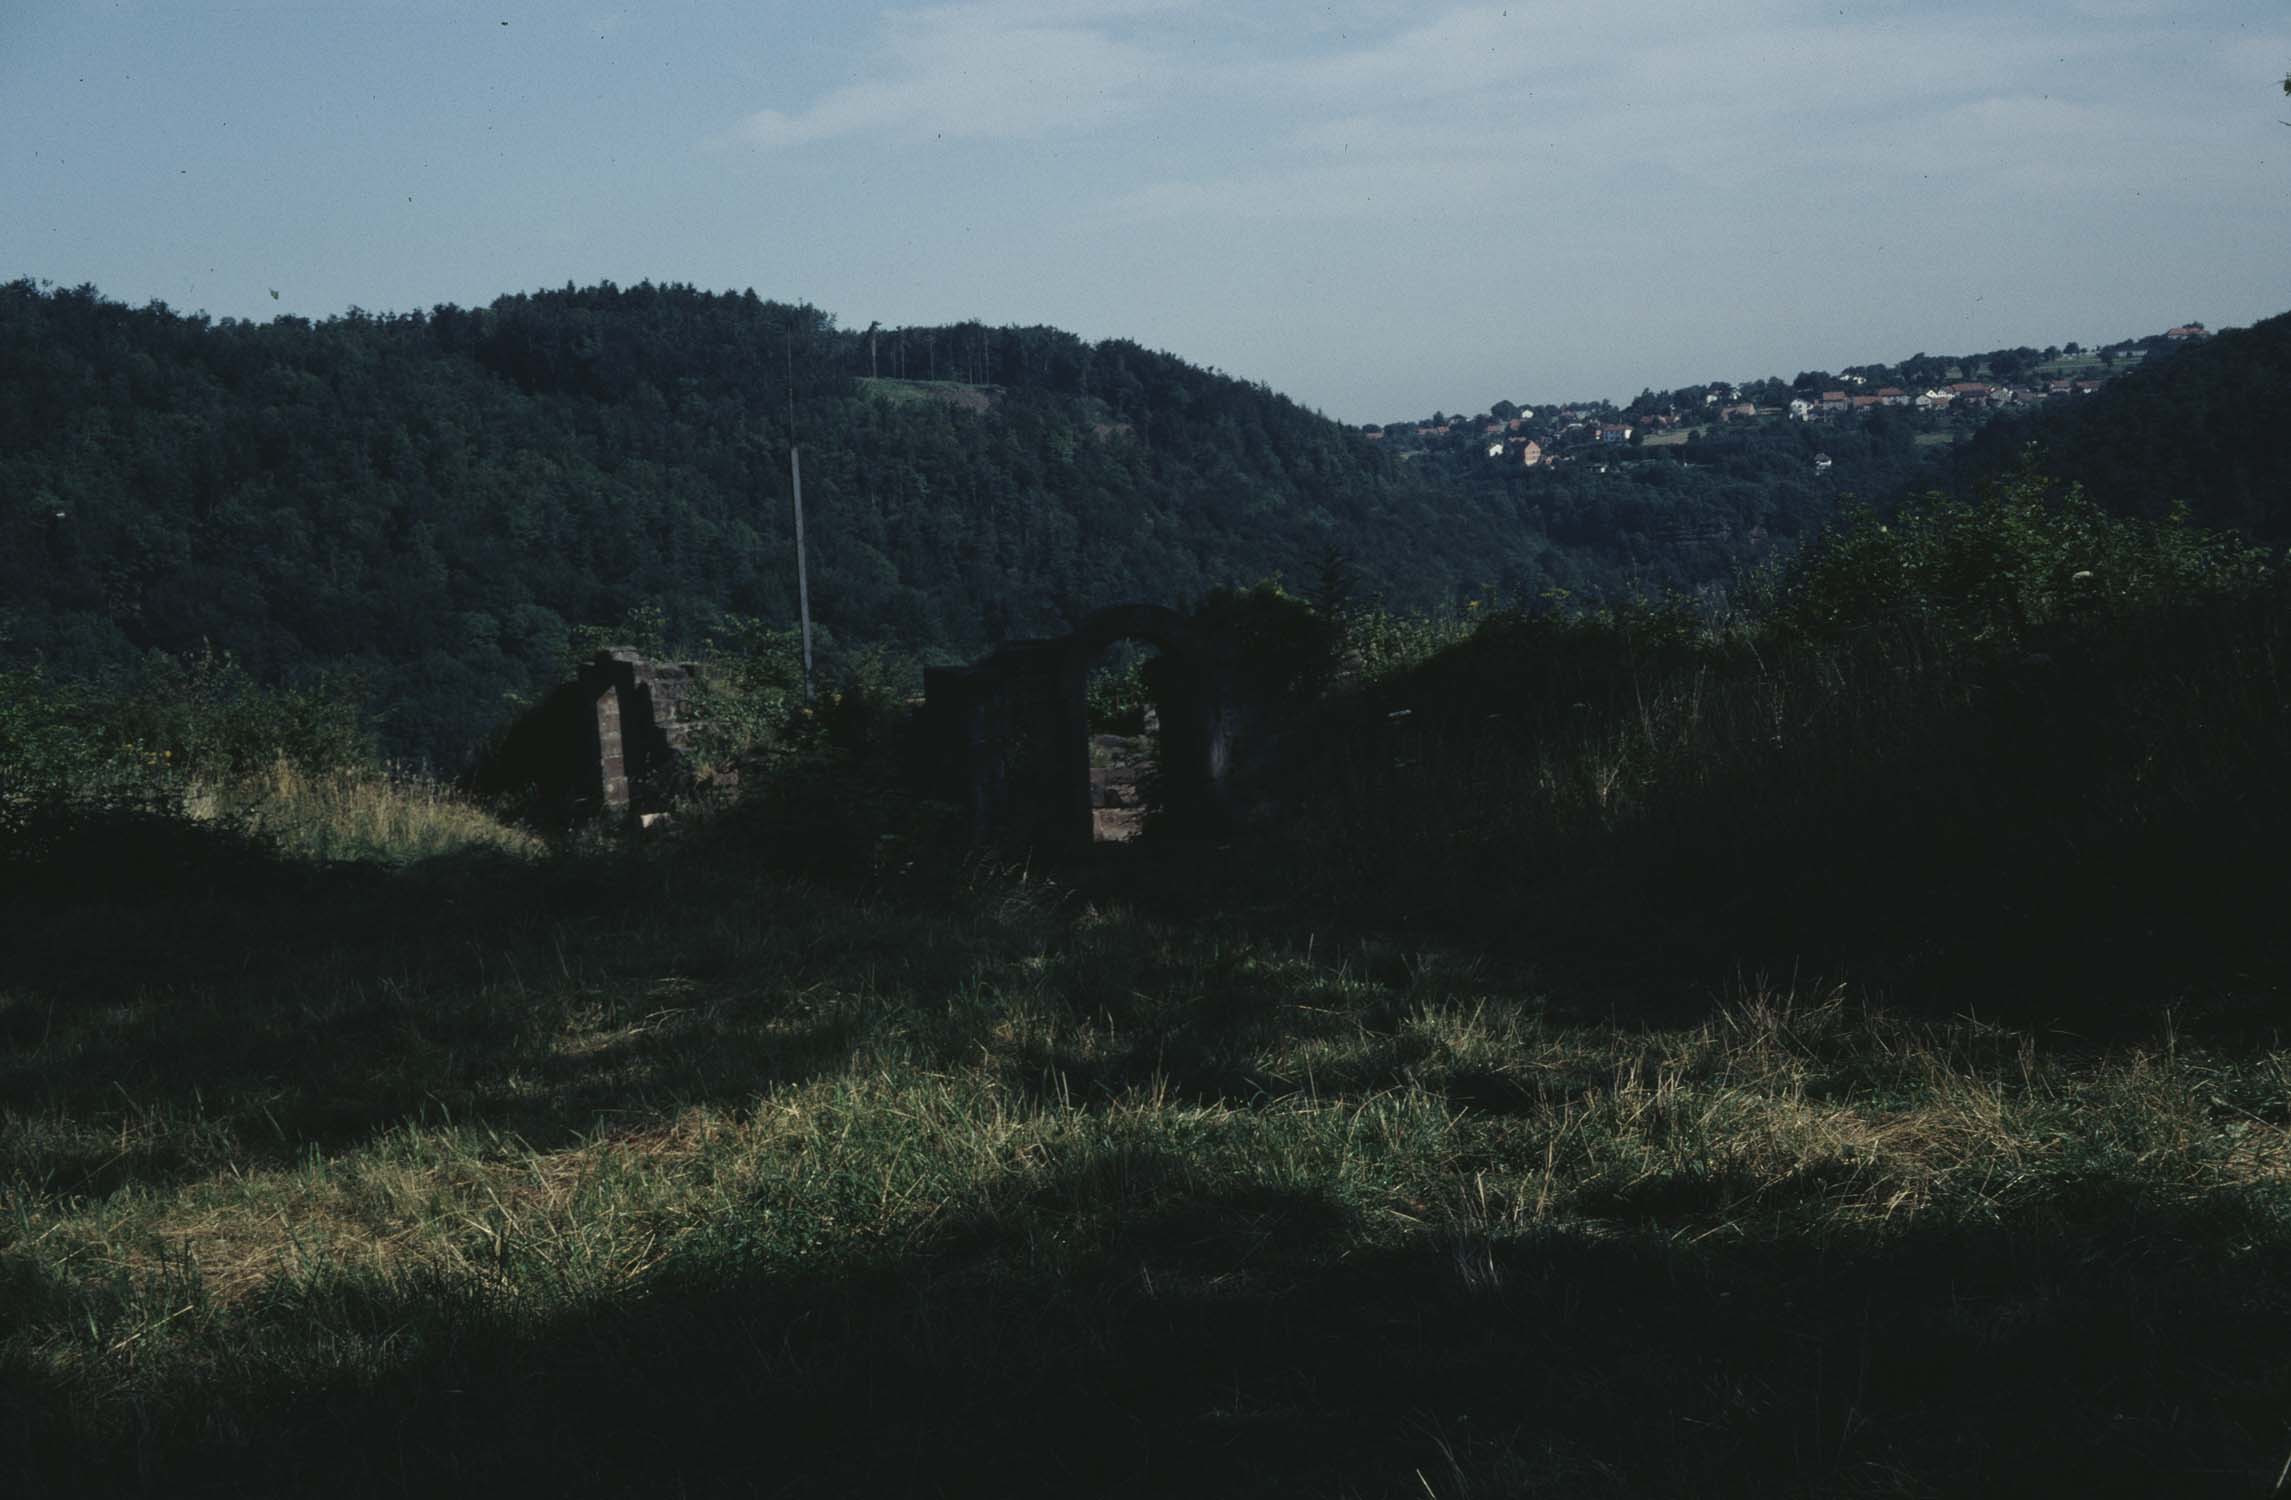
left=1057, top=605, right=1219, bottom=846
left=920, top=602, right=1230, bottom=849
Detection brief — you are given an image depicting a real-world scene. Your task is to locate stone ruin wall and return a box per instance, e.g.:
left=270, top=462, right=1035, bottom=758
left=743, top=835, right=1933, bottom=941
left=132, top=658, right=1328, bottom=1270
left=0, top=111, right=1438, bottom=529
left=472, top=647, right=705, bottom=824
left=919, top=603, right=1255, bottom=850
left=580, top=648, right=703, bottom=816
left=490, top=608, right=1275, bottom=846
left=921, top=639, right=1073, bottom=847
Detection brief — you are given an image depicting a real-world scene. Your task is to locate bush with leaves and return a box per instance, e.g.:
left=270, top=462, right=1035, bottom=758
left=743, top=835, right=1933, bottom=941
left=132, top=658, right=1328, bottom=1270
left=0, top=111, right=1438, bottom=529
left=685, top=614, right=812, bottom=774
left=815, top=644, right=920, bottom=766
left=94, top=649, right=373, bottom=784
left=687, top=620, right=914, bottom=773
left=0, top=655, right=395, bottom=896
left=0, top=667, right=184, bottom=837
left=1191, top=581, right=1340, bottom=704
left=1335, top=604, right=1477, bottom=690
left=1758, top=474, right=2275, bottom=662
left=559, top=603, right=674, bottom=681
left=2, top=652, right=371, bottom=833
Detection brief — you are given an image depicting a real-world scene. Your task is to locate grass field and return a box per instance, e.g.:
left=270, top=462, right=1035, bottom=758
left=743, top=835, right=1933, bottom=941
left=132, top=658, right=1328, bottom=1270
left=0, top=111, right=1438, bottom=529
left=856, top=375, right=995, bottom=412
left=6, top=808, right=2289, bottom=1497
left=2027, top=353, right=2113, bottom=380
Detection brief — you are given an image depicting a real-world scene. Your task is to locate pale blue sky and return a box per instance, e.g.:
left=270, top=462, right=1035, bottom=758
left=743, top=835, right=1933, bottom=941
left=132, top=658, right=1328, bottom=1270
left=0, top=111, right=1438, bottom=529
left=4, top=1, right=2285, bottom=422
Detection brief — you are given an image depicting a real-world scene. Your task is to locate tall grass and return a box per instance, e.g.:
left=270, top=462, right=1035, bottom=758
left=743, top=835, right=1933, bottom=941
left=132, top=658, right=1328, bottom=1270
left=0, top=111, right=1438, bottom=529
left=2, top=653, right=540, bottom=878
left=190, top=758, right=544, bottom=864
left=6, top=844, right=2288, bottom=1494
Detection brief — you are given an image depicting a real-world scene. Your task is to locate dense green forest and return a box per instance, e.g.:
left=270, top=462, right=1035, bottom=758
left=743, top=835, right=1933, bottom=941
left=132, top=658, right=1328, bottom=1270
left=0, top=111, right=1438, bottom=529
left=1948, top=309, right=2291, bottom=541
left=6, top=279, right=2277, bottom=768
left=2, top=279, right=1939, bottom=766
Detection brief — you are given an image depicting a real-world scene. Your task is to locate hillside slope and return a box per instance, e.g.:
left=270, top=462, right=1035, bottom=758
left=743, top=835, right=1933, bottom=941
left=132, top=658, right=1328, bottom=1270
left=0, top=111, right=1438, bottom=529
left=0, top=280, right=1707, bottom=763
left=1947, top=310, right=2291, bottom=541
left=0, top=279, right=1994, bottom=763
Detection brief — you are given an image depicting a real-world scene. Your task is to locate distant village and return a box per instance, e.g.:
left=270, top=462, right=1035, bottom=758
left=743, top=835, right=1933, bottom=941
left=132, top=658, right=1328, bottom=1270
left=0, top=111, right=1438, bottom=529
left=1361, top=323, right=2213, bottom=471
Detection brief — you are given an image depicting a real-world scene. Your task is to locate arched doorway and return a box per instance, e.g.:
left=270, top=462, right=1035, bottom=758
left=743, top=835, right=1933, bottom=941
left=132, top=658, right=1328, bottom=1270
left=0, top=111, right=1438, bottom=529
left=919, top=602, right=1227, bottom=850
left=1056, top=605, right=1219, bottom=848
left=1084, top=639, right=1157, bottom=841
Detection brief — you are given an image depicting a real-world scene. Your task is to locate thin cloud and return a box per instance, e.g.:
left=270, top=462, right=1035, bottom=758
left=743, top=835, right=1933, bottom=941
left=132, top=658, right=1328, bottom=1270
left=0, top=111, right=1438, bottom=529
left=1101, top=3, right=2267, bottom=223
left=1108, top=161, right=1451, bottom=223
left=730, top=3, right=1175, bottom=148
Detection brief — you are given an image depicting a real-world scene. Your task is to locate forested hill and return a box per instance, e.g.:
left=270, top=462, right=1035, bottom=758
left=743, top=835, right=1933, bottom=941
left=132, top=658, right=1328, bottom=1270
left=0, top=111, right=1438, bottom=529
left=1947, top=309, right=2291, bottom=541
left=5, top=279, right=1890, bottom=764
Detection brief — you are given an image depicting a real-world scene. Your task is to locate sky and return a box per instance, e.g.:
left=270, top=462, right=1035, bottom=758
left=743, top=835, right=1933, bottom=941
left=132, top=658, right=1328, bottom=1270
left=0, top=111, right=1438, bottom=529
left=3, top=0, right=2286, bottom=423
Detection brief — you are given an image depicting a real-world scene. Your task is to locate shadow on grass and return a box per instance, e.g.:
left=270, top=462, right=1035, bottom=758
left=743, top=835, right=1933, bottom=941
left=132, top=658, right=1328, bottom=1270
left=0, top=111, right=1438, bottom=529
left=0, top=824, right=1012, bottom=1195
left=3, top=817, right=1570, bottom=1201
left=7, top=1166, right=2288, bottom=1499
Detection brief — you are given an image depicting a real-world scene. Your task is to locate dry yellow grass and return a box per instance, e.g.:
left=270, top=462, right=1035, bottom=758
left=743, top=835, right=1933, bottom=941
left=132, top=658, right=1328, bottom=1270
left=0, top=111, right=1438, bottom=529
left=189, top=758, right=545, bottom=863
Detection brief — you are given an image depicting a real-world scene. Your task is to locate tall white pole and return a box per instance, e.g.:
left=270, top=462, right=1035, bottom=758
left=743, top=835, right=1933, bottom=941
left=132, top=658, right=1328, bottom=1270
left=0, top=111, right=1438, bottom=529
left=791, top=445, right=815, bottom=703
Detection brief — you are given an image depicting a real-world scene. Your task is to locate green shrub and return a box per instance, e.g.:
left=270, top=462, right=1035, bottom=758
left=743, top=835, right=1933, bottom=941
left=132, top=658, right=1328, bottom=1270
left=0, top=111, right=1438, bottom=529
left=559, top=602, right=672, bottom=680
left=3, top=654, right=531, bottom=878
left=685, top=614, right=810, bottom=772
left=1257, top=471, right=2289, bottom=1007
left=1759, top=473, right=2274, bottom=660
left=90, top=649, right=373, bottom=784
left=814, top=644, right=919, bottom=764
left=1086, top=652, right=1154, bottom=734
left=1192, top=581, right=1339, bottom=703
left=0, top=666, right=183, bottom=836
left=1338, top=604, right=1476, bottom=688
